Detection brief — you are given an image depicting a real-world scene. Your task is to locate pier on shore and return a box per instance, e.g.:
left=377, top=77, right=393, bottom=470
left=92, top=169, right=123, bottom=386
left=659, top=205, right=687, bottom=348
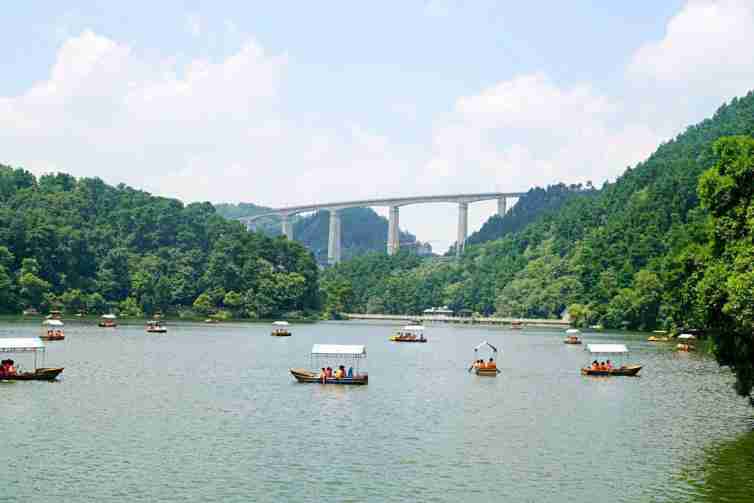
left=341, top=313, right=570, bottom=328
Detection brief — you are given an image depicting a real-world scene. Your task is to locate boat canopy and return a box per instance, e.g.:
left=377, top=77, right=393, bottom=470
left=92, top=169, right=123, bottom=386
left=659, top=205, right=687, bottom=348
left=566, top=328, right=580, bottom=334
left=678, top=334, right=696, bottom=340
left=0, top=337, right=46, bottom=353
left=311, top=344, right=366, bottom=358
left=473, top=341, right=498, bottom=353
left=402, top=325, right=424, bottom=331
left=586, top=344, right=628, bottom=354
left=272, top=321, right=290, bottom=326
left=102, top=314, right=117, bottom=319
left=42, top=319, right=64, bottom=327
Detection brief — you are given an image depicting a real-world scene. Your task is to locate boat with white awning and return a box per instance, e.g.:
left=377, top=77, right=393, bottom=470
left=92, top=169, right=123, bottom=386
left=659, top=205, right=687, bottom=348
left=290, top=344, right=368, bottom=384
left=98, top=314, right=117, bottom=328
left=271, top=321, right=292, bottom=337
left=41, top=319, right=65, bottom=341
left=390, top=324, right=426, bottom=343
left=0, top=338, right=64, bottom=381
left=581, top=344, right=642, bottom=376
left=470, top=341, right=500, bottom=376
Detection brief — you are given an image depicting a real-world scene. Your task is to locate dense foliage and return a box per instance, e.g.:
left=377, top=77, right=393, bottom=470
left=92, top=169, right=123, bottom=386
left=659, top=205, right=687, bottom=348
left=463, top=183, right=597, bottom=247
left=0, top=168, right=319, bottom=318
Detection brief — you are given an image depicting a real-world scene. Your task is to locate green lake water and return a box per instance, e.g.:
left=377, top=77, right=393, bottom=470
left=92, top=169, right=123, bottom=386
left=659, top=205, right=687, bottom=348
left=1, top=320, right=752, bottom=502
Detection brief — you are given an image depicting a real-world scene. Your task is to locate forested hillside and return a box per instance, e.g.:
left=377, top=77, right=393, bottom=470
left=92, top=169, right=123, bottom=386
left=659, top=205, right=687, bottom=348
left=323, top=91, right=754, bottom=325
left=463, top=183, right=597, bottom=247
left=0, top=168, right=319, bottom=318
left=216, top=204, right=418, bottom=264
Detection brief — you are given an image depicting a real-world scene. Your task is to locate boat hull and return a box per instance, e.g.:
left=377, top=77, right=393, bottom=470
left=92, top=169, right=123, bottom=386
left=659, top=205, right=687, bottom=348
left=563, top=340, right=582, bottom=345
left=289, top=368, right=368, bottom=385
left=474, top=367, right=499, bottom=376
left=389, top=337, right=426, bottom=343
left=271, top=332, right=291, bottom=337
left=98, top=323, right=117, bottom=328
left=147, top=328, right=167, bottom=333
left=40, top=335, right=65, bottom=341
left=581, top=365, right=642, bottom=377
left=0, top=368, right=64, bottom=381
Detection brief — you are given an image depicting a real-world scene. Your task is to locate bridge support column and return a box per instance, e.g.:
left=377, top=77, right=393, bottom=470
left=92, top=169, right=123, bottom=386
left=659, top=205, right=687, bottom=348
left=328, top=209, right=341, bottom=266
left=281, top=214, right=293, bottom=240
left=387, top=206, right=400, bottom=255
left=497, top=197, right=507, bottom=217
left=457, top=202, right=468, bottom=258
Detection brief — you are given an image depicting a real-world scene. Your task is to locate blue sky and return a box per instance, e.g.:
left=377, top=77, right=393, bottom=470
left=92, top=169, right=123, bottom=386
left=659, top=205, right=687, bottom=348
left=2, top=1, right=752, bottom=250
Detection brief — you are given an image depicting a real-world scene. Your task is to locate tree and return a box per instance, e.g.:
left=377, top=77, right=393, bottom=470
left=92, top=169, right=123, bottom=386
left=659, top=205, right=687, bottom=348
left=193, top=292, right=214, bottom=316
left=694, top=136, right=754, bottom=403
left=18, top=258, right=51, bottom=308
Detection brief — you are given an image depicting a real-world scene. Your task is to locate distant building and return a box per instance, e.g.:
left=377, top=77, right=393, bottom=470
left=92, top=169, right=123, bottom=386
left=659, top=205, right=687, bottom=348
left=423, top=306, right=454, bottom=316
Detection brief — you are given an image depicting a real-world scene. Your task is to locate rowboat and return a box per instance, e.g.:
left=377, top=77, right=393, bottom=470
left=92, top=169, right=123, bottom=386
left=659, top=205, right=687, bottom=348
left=98, top=314, right=117, bottom=328
left=41, top=319, right=65, bottom=341
left=581, top=344, right=641, bottom=377
left=271, top=321, right=292, bottom=337
left=676, top=333, right=696, bottom=352
left=647, top=335, right=671, bottom=342
left=290, top=344, right=368, bottom=385
left=0, top=338, right=64, bottom=382
left=146, top=320, right=167, bottom=333
left=470, top=340, right=500, bottom=376
left=511, top=320, right=524, bottom=330
left=390, top=324, right=426, bottom=342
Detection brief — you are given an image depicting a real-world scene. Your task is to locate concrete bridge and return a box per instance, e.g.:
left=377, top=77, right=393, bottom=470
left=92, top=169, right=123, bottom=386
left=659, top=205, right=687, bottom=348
left=239, top=192, right=526, bottom=265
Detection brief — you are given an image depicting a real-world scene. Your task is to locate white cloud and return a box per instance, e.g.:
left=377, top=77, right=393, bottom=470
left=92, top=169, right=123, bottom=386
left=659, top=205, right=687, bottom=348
left=628, top=0, right=754, bottom=99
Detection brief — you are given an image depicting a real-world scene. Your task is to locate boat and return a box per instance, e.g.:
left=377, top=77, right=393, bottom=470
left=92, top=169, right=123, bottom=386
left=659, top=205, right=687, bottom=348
left=564, top=328, right=582, bottom=344
left=589, top=324, right=604, bottom=330
left=271, top=321, right=292, bottom=337
left=146, top=320, right=167, bottom=334
left=647, top=335, right=671, bottom=342
left=46, top=310, right=62, bottom=320
left=290, top=344, right=368, bottom=385
left=676, top=333, right=696, bottom=352
left=41, top=319, right=65, bottom=341
left=469, top=340, right=500, bottom=376
left=581, top=344, right=642, bottom=377
left=390, top=324, right=426, bottom=343
left=0, top=338, right=64, bottom=381
left=511, top=320, right=524, bottom=329
left=98, top=314, right=117, bottom=328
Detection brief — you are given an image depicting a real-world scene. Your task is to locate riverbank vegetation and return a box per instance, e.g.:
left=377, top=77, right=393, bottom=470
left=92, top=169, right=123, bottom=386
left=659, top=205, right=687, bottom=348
left=0, top=169, right=320, bottom=319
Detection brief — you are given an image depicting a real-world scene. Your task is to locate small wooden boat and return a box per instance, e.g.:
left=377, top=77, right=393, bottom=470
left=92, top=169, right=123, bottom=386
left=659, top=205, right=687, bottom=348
left=470, top=341, right=500, bottom=376
left=146, top=320, right=167, bottom=333
left=289, top=368, right=368, bottom=385
left=99, top=314, right=117, bottom=328
left=0, top=368, right=64, bottom=381
left=582, top=344, right=642, bottom=377
left=290, top=344, right=368, bottom=385
left=271, top=321, right=292, bottom=337
left=390, top=324, right=426, bottom=342
left=0, top=338, right=63, bottom=382
left=564, top=335, right=582, bottom=345
left=580, top=365, right=642, bottom=377
left=676, top=333, right=697, bottom=352
left=41, top=319, right=65, bottom=341
left=647, top=336, right=671, bottom=342
left=510, top=320, right=524, bottom=329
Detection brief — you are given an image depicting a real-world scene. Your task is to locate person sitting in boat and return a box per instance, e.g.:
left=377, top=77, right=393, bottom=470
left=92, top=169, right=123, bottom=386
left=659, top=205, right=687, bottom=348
left=606, top=360, right=613, bottom=370
left=318, top=368, right=326, bottom=379
left=2, top=359, right=16, bottom=375
left=486, top=358, right=496, bottom=369
left=591, top=360, right=599, bottom=370
left=325, top=367, right=333, bottom=378
left=335, top=366, right=345, bottom=379
left=347, top=367, right=353, bottom=378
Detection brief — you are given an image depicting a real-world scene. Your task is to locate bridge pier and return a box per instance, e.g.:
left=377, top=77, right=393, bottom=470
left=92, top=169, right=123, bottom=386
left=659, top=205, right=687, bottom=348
left=387, top=206, right=400, bottom=255
left=281, top=214, right=293, bottom=240
left=457, top=202, right=468, bottom=258
left=328, top=209, right=341, bottom=266
left=497, top=197, right=507, bottom=217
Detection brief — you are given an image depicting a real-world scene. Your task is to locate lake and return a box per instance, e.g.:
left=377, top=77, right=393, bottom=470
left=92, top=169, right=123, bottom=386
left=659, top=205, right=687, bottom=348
left=1, top=320, right=752, bottom=502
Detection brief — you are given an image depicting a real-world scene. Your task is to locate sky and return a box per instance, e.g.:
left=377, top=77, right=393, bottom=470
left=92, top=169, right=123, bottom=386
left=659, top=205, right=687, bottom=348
left=2, top=0, right=754, bottom=251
